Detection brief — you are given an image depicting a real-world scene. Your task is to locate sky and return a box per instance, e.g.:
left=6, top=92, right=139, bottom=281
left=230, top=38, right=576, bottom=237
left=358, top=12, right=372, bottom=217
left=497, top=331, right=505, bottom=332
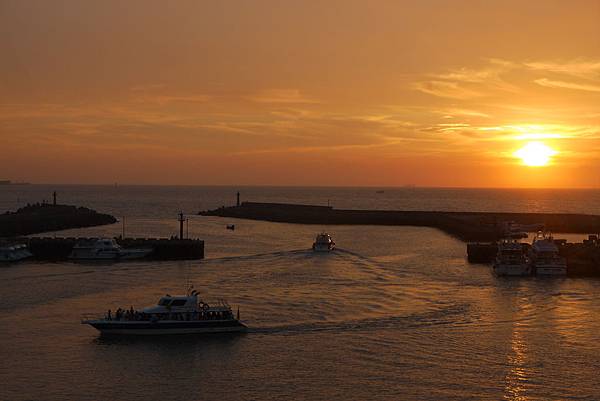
left=1, top=0, right=599, bottom=187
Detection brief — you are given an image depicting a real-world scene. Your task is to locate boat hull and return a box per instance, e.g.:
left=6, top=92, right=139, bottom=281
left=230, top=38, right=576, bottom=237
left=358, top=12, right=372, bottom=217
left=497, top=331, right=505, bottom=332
left=493, top=263, right=531, bottom=276
left=535, top=265, right=567, bottom=276
left=69, top=248, right=152, bottom=261
left=84, top=319, right=247, bottom=335
left=312, top=244, right=334, bottom=252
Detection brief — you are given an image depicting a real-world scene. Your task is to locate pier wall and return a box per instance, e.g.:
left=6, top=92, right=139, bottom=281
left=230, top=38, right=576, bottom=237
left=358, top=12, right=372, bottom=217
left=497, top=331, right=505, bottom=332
left=200, top=202, right=600, bottom=242
left=16, top=237, right=204, bottom=261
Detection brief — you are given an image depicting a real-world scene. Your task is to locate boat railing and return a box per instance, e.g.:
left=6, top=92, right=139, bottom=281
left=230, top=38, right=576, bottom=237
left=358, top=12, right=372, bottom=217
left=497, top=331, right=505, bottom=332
left=199, top=299, right=231, bottom=309
left=81, top=313, right=104, bottom=322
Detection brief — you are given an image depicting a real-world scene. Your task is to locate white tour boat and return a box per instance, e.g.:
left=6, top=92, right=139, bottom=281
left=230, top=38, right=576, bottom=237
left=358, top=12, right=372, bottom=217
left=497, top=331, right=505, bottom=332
left=82, top=287, right=246, bottom=335
left=529, top=232, right=567, bottom=276
left=312, top=233, right=335, bottom=252
left=493, top=239, right=531, bottom=276
left=0, top=243, right=33, bottom=262
left=69, top=238, right=152, bottom=260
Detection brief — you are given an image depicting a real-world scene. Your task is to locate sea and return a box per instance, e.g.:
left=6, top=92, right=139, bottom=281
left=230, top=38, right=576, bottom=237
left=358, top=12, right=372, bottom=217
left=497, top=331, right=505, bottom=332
left=1, top=185, right=600, bottom=401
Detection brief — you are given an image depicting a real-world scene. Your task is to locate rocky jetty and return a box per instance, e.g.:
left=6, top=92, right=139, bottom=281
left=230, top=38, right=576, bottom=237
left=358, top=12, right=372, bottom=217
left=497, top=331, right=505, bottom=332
left=0, top=203, right=117, bottom=237
left=199, top=201, right=600, bottom=242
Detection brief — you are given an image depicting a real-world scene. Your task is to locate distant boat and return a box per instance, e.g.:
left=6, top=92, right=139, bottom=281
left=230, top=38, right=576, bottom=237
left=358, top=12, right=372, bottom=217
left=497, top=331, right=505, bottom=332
left=81, top=287, right=247, bottom=335
left=312, top=233, right=335, bottom=252
left=226, top=224, right=235, bottom=230
left=0, top=180, right=30, bottom=185
left=69, top=238, right=152, bottom=260
left=375, top=190, right=385, bottom=194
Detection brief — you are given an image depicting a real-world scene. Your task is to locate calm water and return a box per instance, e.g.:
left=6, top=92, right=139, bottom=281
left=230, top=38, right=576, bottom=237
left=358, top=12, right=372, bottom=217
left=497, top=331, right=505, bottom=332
left=1, top=186, right=600, bottom=400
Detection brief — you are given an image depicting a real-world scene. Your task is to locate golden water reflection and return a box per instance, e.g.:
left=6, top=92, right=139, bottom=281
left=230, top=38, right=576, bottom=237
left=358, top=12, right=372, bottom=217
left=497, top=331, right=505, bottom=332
left=503, top=320, right=529, bottom=401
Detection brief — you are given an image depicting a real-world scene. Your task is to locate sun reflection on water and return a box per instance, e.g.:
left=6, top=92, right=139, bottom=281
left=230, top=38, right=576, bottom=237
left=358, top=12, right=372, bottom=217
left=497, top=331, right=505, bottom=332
left=503, top=321, right=530, bottom=401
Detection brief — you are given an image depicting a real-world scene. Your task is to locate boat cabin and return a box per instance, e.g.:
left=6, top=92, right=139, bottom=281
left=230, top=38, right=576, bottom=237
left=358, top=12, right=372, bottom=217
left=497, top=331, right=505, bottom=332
left=143, top=294, right=199, bottom=314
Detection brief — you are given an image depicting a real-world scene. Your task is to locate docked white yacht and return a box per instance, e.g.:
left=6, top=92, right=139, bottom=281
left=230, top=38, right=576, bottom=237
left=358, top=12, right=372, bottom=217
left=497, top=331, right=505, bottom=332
left=529, top=232, right=567, bottom=276
left=312, top=233, right=335, bottom=252
left=82, top=287, right=247, bottom=335
left=493, top=239, right=531, bottom=276
left=0, top=243, right=33, bottom=262
left=69, top=238, right=152, bottom=260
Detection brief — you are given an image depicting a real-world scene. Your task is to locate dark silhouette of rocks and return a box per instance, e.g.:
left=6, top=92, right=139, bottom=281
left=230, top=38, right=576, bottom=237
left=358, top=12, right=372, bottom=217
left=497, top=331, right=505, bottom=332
left=0, top=203, right=117, bottom=237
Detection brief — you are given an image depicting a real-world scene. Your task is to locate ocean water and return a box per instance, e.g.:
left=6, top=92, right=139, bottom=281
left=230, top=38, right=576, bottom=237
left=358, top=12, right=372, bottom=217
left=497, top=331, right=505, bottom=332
left=1, top=185, right=600, bottom=400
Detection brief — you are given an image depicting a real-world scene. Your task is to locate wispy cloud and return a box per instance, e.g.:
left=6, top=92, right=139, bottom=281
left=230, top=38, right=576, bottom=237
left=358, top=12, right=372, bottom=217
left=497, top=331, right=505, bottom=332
left=247, top=89, right=319, bottom=104
left=413, top=81, right=482, bottom=99
left=413, top=59, right=519, bottom=98
left=534, top=78, right=600, bottom=92
left=524, top=60, right=600, bottom=80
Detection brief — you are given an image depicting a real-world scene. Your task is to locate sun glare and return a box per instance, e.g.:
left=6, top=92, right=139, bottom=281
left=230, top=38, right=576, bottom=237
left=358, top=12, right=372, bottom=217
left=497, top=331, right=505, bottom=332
left=514, top=142, right=557, bottom=167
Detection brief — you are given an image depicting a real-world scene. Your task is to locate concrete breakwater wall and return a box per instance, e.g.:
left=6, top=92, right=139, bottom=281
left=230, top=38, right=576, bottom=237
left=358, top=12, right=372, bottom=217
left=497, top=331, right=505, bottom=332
left=16, top=237, right=204, bottom=261
left=200, top=202, right=600, bottom=242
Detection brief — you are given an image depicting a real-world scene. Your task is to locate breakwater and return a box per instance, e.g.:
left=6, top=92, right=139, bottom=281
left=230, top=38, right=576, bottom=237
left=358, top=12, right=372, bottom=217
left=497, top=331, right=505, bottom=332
left=17, top=237, right=204, bottom=261
left=0, top=203, right=117, bottom=237
left=199, top=202, right=600, bottom=241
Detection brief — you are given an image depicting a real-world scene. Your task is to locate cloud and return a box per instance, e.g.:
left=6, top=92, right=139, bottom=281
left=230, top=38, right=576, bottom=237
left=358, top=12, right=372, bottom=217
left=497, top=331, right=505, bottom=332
left=247, top=89, right=319, bottom=104
left=524, top=60, right=600, bottom=80
left=534, top=78, right=600, bottom=92
left=413, top=59, right=519, bottom=98
left=413, top=81, right=482, bottom=99
left=433, top=108, right=491, bottom=118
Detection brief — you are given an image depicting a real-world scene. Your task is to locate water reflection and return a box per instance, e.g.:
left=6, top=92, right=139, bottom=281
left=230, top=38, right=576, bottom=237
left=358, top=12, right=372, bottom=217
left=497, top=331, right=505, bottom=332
left=504, top=320, right=529, bottom=401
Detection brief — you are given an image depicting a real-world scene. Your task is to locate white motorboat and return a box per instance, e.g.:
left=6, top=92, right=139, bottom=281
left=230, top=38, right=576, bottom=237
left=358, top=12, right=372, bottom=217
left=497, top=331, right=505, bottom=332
left=82, top=287, right=247, bottom=335
left=0, top=243, right=33, bottom=262
left=493, top=239, right=531, bottom=276
left=69, top=238, right=152, bottom=260
left=529, top=232, right=567, bottom=276
left=312, top=233, right=335, bottom=252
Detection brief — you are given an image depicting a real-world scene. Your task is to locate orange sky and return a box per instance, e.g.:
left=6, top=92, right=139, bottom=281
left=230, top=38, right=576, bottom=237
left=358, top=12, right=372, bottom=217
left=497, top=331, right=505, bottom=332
left=1, top=0, right=600, bottom=187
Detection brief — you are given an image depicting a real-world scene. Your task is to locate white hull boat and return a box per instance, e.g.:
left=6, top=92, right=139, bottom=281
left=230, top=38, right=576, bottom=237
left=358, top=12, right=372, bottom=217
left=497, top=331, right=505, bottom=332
left=0, top=244, right=33, bottom=263
left=69, top=238, right=152, bottom=261
left=82, top=287, right=246, bottom=336
left=529, top=232, right=567, bottom=276
left=493, top=239, right=531, bottom=276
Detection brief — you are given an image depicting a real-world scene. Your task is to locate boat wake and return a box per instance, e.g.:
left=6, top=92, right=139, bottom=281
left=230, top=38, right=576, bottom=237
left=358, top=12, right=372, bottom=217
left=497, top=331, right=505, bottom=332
left=250, top=303, right=474, bottom=336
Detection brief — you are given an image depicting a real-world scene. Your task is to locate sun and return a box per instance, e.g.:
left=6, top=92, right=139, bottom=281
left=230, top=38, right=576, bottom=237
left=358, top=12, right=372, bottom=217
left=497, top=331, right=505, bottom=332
left=514, top=142, right=557, bottom=167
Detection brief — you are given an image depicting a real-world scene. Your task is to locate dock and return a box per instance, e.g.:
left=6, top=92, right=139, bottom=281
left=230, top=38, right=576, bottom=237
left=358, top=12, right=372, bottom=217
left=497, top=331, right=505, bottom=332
left=16, top=237, right=204, bottom=261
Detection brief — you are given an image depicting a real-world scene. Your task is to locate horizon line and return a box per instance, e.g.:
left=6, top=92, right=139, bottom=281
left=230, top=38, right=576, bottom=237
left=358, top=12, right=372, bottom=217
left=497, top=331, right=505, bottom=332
left=8, top=183, right=600, bottom=190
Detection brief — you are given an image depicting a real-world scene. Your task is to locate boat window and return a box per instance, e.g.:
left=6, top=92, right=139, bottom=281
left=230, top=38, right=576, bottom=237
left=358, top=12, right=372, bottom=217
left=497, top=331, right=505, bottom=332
left=158, top=298, right=171, bottom=306
left=170, top=299, right=187, bottom=306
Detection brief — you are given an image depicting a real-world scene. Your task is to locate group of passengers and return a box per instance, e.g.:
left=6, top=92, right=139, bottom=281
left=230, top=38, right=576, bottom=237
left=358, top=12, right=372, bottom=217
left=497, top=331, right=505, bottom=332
left=104, top=308, right=234, bottom=321
left=105, top=307, right=144, bottom=321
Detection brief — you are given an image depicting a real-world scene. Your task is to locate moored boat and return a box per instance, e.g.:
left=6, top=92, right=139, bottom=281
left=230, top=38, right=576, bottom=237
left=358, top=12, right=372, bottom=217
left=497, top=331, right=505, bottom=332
left=81, top=287, right=246, bottom=335
left=493, top=239, right=531, bottom=276
left=0, top=243, right=33, bottom=262
left=529, top=231, right=567, bottom=276
left=69, top=238, right=152, bottom=260
left=312, top=233, right=335, bottom=252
